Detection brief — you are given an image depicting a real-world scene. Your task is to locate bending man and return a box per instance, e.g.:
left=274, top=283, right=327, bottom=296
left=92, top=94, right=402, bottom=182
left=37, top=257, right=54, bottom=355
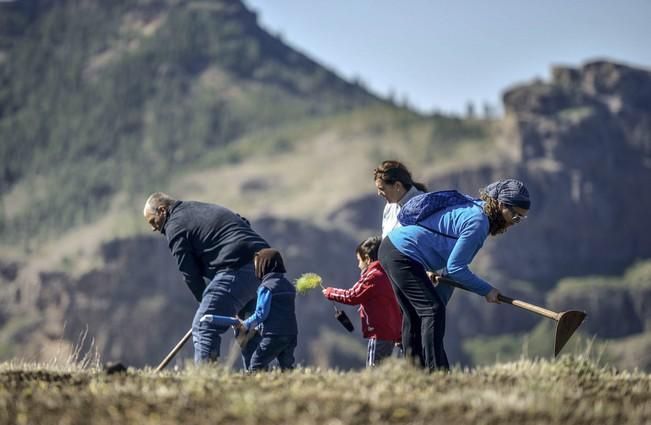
left=143, top=192, right=269, bottom=363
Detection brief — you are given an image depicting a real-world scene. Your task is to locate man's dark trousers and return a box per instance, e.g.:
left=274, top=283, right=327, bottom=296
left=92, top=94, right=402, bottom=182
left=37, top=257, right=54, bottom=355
left=192, top=261, right=259, bottom=363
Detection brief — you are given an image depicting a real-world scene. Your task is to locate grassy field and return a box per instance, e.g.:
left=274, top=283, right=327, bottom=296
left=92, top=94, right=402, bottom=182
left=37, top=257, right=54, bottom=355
left=1, top=356, right=649, bottom=425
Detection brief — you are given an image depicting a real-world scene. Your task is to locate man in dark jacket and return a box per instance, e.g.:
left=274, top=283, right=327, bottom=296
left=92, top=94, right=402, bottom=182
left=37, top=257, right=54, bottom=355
left=143, top=192, right=269, bottom=363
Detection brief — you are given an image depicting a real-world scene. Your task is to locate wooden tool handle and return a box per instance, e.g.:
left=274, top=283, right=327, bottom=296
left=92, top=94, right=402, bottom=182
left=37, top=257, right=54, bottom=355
left=497, top=294, right=560, bottom=321
left=154, top=328, right=193, bottom=372
left=437, top=276, right=561, bottom=321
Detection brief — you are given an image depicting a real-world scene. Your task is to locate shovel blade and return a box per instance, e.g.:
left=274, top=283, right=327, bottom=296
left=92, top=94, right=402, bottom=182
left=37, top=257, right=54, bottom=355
left=554, top=310, right=587, bottom=356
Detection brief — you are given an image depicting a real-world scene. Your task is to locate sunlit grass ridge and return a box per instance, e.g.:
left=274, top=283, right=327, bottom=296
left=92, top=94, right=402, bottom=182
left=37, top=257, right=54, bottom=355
left=0, top=356, right=649, bottom=425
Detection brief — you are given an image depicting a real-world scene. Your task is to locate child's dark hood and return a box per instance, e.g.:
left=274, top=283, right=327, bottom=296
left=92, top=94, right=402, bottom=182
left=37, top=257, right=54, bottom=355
left=255, top=248, right=286, bottom=279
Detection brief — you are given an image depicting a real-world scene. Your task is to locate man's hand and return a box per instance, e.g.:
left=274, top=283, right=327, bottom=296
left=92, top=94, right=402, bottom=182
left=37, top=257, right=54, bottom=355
left=485, top=288, right=501, bottom=303
left=426, top=271, right=440, bottom=286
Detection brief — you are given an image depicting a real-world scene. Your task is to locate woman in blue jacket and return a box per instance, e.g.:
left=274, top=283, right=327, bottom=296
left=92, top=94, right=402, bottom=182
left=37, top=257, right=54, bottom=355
left=378, top=179, right=531, bottom=371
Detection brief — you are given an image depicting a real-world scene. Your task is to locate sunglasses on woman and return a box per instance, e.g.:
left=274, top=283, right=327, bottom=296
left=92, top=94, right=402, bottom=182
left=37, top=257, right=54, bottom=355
left=506, top=205, right=527, bottom=223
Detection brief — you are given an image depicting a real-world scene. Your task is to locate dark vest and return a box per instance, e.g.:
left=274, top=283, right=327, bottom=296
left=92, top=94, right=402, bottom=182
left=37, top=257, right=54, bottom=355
left=260, top=273, right=297, bottom=336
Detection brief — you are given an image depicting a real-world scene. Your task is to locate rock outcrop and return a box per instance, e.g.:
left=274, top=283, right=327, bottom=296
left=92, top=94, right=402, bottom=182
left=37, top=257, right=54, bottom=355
left=491, top=61, right=651, bottom=284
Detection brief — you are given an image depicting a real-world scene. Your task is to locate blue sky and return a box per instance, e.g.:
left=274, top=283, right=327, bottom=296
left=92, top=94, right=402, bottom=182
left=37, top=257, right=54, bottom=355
left=245, top=0, right=651, bottom=115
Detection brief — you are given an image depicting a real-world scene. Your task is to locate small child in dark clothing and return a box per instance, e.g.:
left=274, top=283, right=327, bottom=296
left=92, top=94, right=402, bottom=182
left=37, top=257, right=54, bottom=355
left=238, top=248, right=297, bottom=371
left=322, top=236, right=402, bottom=367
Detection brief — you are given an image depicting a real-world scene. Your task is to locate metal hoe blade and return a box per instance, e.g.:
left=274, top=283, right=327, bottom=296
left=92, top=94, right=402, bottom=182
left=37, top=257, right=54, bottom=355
left=435, top=276, right=588, bottom=357
left=554, top=310, right=587, bottom=357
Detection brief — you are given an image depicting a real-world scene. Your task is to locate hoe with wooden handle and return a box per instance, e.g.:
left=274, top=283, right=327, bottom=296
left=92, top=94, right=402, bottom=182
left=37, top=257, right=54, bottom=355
left=155, top=328, right=192, bottom=372
left=436, top=277, right=587, bottom=356
left=154, top=321, right=258, bottom=372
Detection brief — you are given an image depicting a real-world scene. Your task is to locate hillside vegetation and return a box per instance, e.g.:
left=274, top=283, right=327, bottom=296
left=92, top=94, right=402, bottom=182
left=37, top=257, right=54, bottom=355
left=0, top=0, right=375, bottom=245
left=0, top=0, right=492, bottom=251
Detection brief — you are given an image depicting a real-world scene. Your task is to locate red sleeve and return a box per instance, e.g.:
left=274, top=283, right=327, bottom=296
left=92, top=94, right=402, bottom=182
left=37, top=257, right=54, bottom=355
left=323, top=269, right=380, bottom=305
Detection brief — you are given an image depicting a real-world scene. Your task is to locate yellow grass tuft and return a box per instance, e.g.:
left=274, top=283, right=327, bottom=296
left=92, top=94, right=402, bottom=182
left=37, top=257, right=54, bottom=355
left=295, top=273, right=323, bottom=294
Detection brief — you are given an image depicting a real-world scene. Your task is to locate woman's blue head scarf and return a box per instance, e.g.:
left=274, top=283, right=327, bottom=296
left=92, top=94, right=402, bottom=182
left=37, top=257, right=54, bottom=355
left=482, top=179, right=531, bottom=210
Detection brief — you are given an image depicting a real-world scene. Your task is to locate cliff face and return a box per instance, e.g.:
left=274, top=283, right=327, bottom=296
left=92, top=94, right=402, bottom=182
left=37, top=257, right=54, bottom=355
left=503, top=61, right=651, bottom=162
left=491, top=61, right=651, bottom=284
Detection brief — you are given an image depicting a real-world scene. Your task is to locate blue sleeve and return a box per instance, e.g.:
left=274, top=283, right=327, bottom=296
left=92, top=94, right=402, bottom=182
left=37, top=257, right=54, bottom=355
left=168, top=228, right=206, bottom=302
left=243, top=287, right=272, bottom=330
left=446, top=218, right=493, bottom=296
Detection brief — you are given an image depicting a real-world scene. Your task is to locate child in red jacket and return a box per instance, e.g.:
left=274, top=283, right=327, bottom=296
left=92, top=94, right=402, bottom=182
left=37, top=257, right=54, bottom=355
left=322, top=236, right=402, bottom=367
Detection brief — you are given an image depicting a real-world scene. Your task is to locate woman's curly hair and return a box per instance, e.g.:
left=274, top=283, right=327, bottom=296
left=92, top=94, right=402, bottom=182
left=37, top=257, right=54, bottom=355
left=480, top=193, right=508, bottom=235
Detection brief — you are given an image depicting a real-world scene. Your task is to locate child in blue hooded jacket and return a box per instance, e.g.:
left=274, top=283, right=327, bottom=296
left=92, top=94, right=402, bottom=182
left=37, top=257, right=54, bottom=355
left=238, top=248, right=297, bottom=371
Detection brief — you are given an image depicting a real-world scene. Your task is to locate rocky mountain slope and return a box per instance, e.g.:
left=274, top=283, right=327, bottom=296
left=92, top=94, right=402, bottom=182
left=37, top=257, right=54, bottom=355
left=0, top=0, right=380, bottom=246
left=1, top=0, right=650, bottom=369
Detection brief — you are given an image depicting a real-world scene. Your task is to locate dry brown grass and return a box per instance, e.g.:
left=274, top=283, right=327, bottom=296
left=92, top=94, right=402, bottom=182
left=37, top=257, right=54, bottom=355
left=0, top=356, right=649, bottom=425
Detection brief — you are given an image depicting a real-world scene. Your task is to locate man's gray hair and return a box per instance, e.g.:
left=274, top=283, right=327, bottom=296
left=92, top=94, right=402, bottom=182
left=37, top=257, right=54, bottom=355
left=144, top=192, right=177, bottom=215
